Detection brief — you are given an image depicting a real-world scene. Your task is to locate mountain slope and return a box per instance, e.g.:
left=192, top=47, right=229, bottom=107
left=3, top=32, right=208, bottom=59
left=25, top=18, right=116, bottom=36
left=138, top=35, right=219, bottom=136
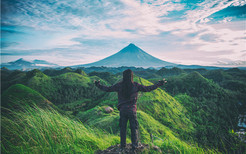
left=32, top=59, right=58, bottom=67
left=81, top=43, right=176, bottom=68
left=25, top=70, right=106, bottom=106
left=1, top=103, right=120, bottom=153
left=85, top=76, right=195, bottom=137
left=1, top=58, right=59, bottom=70
left=1, top=84, right=54, bottom=110
left=77, top=107, right=217, bottom=153
left=1, top=69, right=108, bottom=108
left=1, top=99, right=217, bottom=154
left=163, top=72, right=239, bottom=149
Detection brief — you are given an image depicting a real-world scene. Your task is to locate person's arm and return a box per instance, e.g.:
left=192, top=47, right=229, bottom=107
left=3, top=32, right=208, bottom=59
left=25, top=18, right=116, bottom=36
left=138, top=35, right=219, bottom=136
left=94, top=80, right=119, bottom=92
left=138, top=79, right=166, bottom=92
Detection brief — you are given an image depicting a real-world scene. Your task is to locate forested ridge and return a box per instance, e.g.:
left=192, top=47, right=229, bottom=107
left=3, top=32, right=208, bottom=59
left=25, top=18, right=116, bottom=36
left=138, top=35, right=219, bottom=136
left=1, top=66, right=245, bottom=153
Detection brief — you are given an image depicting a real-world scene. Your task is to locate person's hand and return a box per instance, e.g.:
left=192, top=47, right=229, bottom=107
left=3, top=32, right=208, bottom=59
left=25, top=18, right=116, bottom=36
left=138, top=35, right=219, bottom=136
left=159, top=78, right=167, bottom=85
left=94, top=80, right=100, bottom=85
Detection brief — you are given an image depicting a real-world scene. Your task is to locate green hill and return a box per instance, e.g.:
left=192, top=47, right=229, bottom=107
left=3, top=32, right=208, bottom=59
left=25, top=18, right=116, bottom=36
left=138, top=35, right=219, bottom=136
left=1, top=70, right=26, bottom=93
left=88, top=71, right=119, bottom=84
left=1, top=68, right=245, bottom=153
left=163, top=72, right=239, bottom=149
left=1, top=82, right=120, bottom=153
left=157, top=67, right=185, bottom=77
left=203, top=69, right=246, bottom=114
left=203, top=69, right=233, bottom=83
left=25, top=71, right=107, bottom=108
left=1, top=84, right=53, bottom=110
left=1, top=105, right=120, bottom=153
left=135, top=77, right=194, bottom=137
left=1, top=82, right=217, bottom=154
left=76, top=106, right=217, bottom=153
left=79, top=76, right=195, bottom=140
left=164, top=71, right=232, bottom=98
left=1, top=69, right=112, bottom=110
left=72, top=100, right=220, bottom=153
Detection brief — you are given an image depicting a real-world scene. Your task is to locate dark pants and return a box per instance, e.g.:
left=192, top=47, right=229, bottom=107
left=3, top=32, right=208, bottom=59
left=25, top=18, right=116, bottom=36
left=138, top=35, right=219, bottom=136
left=119, top=110, right=139, bottom=149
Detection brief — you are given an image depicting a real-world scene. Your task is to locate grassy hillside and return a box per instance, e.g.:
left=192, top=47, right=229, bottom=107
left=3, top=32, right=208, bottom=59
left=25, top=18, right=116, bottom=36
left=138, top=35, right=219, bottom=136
left=77, top=106, right=217, bottom=153
left=203, top=69, right=246, bottom=115
left=135, top=77, right=194, bottom=138
left=1, top=100, right=218, bottom=154
left=161, top=72, right=240, bottom=150
left=11, top=70, right=108, bottom=109
left=1, top=84, right=218, bottom=154
left=81, top=76, right=195, bottom=140
left=1, top=69, right=107, bottom=107
left=1, top=106, right=120, bottom=154
left=1, top=67, right=245, bottom=153
left=1, top=84, right=120, bottom=153
left=157, top=67, right=185, bottom=77
left=1, top=70, right=26, bottom=93
left=1, top=84, right=52, bottom=110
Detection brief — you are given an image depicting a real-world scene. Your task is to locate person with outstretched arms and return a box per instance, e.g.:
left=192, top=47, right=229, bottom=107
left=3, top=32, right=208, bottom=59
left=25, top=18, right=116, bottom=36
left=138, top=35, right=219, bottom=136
left=94, top=69, right=166, bottom=152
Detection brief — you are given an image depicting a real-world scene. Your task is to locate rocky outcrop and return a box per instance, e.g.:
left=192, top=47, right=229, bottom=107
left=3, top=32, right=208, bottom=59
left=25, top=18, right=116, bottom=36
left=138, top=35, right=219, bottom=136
left=104, top=107, right=114, bottom=113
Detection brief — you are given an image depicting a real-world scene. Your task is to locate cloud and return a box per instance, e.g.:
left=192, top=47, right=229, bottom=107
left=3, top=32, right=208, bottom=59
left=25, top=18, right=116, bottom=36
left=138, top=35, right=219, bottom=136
left=231, top=0, right=246, bottom=6
left=47, top=33, right=81, bottom=47
left=215, top=60, right=246, bottom=67
left=208, top=5, right=246, bottom=22
left=219, top=17, right=233, bottom=23
left=2, top=0, right=241, bottom=38
left=2, top=0, right=185, bottom=35
left=1, top=0, right=245, bottom=66
left=185, top=0, right=240, bottom=24
left=180, top=25, right=246, bottom=62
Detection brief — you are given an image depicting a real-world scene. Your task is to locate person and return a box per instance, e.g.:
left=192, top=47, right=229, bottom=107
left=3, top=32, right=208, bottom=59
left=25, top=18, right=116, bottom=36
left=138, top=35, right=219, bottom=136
left=94, top=69, right=166, bottom=152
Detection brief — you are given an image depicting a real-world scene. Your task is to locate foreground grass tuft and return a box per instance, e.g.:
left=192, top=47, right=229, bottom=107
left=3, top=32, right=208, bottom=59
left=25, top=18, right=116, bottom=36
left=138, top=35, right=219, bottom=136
left=1, top=106, right=119, bottom=154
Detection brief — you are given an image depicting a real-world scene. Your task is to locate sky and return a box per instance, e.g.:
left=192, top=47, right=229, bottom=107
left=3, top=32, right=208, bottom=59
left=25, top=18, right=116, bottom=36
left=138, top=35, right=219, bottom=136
left=1, top=0, right=246, bottom=67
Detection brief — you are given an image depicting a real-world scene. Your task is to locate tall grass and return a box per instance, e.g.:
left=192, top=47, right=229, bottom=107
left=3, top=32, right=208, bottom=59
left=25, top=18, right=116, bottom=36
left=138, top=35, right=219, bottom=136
left=1, top=106, right=119, bottom=153
left=1, top=104, right=221, bottom=154
left=155, top=137, right=220, bottom=154
left=137, top=111, right=220, bottom=154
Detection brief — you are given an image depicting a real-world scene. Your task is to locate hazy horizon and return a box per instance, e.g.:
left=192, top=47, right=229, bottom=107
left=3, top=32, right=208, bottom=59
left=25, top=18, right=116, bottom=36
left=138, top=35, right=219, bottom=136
left=1, top=0, right=246, bottom=67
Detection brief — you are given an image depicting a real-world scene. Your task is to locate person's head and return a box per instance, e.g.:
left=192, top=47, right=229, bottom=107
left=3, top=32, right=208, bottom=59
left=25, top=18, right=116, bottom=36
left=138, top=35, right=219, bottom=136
left=123, top=69, right=133, bottom=83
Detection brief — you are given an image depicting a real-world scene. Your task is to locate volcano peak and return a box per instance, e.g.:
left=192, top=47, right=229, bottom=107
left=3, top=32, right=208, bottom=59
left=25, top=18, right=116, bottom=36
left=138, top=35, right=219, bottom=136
left=82, top=44, right=176, bottom=68
left=127, top=43, right=137, bottom=47
left=120, top=43, right=143, bottom=54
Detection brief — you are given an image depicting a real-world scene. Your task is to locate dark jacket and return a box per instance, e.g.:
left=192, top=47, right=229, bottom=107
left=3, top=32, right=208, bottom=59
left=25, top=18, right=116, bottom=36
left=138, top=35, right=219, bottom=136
left=95, top=81, right=163, bottom=112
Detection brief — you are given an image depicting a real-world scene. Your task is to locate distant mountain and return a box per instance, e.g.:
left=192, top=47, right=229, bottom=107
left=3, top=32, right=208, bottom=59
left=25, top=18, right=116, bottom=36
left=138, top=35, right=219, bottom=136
left=1, top=58, right=59, bottom=70
left=32, top=59, right=58, bottom=67
left=79, top=43, right=177, bottom=68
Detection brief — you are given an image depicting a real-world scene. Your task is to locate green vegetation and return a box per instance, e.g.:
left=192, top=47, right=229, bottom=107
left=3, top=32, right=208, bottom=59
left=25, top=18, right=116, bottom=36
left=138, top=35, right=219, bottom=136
left=1, top=70, right=26, bottom=92
left=1, top=84, right=52, bottom=110
left=134, top=77, right=194, bottom=137
left=157, top=67, right=185, bottom=77
left=161, top=71, right=243, bottom=151
left=1, top=105, right=120, bottom=153
left=1, top=67, right=245, bottom=153
left=85, top=76, right=195, bottom=137
left=88, top=71, right=119, bottom=84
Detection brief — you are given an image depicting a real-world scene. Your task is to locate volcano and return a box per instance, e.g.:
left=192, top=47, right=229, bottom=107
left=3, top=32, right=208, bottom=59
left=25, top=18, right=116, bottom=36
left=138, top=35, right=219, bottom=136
left=82, top=43, right=176, bottom=68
